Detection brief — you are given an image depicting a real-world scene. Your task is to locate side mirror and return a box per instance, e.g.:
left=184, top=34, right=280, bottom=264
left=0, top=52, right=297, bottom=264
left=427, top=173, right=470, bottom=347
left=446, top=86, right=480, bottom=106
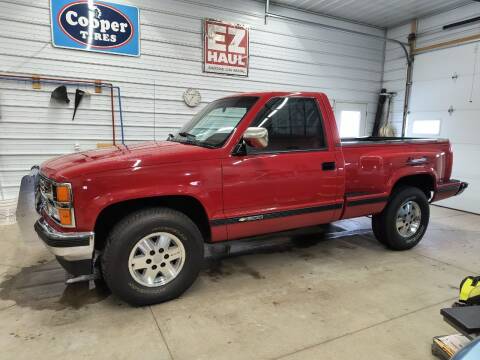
left=243, top=127, right=268, bottom=149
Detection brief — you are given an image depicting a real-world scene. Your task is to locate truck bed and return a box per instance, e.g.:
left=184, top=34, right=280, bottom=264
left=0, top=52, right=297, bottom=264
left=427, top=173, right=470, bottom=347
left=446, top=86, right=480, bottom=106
left=338, top=136, right=453, bottom=219
left=340, top=136, right=448, bottom=146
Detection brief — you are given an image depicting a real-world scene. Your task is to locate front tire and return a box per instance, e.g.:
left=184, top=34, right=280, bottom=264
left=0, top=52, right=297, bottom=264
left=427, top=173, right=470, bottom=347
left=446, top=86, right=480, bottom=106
left=371, top=186, right=429, bottom=250
left=101, top=207, right=204, bottom=306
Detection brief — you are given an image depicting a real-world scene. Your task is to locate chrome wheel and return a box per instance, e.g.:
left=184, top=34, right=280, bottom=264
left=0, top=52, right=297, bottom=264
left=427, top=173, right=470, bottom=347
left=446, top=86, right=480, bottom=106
left=395, top=200, right=422, bottom=238
left=128, top=232, right=185, bottom=287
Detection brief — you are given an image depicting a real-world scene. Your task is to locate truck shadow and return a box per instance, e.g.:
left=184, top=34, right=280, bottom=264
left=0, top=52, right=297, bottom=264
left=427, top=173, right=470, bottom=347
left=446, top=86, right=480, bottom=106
left=203, top=224, right=372, bottom=281
left=0, top=260, right=110, bottom=311
left=0, top=223, right=373, bottom=310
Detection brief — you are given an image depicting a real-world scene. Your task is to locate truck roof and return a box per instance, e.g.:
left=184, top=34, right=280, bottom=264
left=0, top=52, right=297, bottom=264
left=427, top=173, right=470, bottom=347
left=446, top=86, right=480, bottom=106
left=227, top=91, right=328, bottom=98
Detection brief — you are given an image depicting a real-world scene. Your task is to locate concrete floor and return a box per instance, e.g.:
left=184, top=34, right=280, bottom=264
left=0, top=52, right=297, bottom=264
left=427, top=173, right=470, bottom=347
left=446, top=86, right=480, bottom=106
left=0, top=205, right=478, bottom=360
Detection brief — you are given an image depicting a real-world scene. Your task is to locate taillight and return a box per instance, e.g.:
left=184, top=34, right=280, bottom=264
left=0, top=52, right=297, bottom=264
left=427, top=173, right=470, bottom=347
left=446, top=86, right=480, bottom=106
left=445, top=143, right=453, bottom=181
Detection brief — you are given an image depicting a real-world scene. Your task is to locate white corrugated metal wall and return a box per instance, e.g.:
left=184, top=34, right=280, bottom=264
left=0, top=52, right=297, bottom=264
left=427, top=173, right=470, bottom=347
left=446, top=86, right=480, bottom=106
left=382, top=2, right=480, bottom=135
left=383, top=2, right=480, bottom=213
left=0, top=0, right=386, bottom=202
left=381, top=25, right=409, bottom=136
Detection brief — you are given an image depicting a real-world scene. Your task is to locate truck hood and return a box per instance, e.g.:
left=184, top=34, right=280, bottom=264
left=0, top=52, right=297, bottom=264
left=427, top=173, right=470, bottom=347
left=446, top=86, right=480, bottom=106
left=41, top=141, right=218, bottom=181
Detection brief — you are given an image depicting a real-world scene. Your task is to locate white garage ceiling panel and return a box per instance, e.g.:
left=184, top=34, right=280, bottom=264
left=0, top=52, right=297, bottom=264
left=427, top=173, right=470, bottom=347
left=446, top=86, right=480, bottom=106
left=272, top=0, right=472, bottom=28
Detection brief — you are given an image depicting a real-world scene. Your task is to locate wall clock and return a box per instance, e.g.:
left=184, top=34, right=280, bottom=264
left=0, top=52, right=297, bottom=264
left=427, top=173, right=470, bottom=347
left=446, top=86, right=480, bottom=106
left=183, top=88, right=201, bottom=107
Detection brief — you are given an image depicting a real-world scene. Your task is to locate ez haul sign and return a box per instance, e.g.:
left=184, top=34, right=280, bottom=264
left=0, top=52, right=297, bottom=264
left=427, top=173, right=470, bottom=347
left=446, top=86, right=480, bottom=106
left=50, top=0, right=140, bottom=56
left=204, top=19, right=249, bottom=76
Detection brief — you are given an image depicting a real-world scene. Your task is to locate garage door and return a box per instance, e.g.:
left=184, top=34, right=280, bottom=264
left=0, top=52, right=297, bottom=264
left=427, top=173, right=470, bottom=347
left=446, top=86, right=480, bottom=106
left=407, top=42, right=479, bottom=214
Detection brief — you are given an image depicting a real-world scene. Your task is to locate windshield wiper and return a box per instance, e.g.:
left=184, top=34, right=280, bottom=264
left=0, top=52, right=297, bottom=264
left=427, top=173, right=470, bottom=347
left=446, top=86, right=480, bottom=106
left=174, top=132, right=216, bottom=149
left=178, top=132, right=196, bottom=140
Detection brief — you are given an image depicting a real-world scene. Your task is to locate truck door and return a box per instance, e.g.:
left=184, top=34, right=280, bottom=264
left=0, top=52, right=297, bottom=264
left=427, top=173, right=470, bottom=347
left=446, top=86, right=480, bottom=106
left=221, top=96, right=343, bottom=240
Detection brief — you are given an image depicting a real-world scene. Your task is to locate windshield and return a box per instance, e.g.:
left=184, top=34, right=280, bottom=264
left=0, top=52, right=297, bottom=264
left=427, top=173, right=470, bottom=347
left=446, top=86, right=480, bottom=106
left=169, top=96, right=259, bottom=148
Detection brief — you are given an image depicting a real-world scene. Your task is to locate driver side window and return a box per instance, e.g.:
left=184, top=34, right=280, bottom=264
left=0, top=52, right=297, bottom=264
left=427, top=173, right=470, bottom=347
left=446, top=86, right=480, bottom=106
left=247, top=97, right=326, bottom=153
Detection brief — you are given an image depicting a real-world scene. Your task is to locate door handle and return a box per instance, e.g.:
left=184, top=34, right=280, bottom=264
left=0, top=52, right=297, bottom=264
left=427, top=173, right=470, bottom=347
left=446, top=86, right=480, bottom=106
left=407, top=157, right=428, bottom=165
left=322, top=161, right=336, bottom=171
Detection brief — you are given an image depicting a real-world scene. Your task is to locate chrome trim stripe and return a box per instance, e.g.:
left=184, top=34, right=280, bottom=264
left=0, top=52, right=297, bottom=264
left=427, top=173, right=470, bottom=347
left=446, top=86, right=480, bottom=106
left=210, top=203, right=343, bottom=226
left=346, top=196, right=389, bottom=207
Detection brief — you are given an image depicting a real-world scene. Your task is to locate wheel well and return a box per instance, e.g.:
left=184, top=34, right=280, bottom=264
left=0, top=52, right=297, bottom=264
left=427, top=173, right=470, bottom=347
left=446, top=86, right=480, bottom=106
left=392, top=174, right=435, bottom=199
left=94, top=196, right=211, bottom=251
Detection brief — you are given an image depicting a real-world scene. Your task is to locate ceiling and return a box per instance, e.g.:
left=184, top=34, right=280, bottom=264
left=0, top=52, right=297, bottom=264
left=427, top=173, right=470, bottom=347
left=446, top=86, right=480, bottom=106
left=271, top=0, right=474, bottom=28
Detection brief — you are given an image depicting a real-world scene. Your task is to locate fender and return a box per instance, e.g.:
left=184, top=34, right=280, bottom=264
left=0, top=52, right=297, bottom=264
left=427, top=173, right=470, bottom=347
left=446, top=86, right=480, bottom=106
left=72, top=159, right=224, bottom=232
left=386, top=166, right=438, bottom=195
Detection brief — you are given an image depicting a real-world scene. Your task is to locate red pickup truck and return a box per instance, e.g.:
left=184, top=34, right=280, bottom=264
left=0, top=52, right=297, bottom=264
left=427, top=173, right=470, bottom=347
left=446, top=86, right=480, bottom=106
left=34, top=91, right=467, bottom=305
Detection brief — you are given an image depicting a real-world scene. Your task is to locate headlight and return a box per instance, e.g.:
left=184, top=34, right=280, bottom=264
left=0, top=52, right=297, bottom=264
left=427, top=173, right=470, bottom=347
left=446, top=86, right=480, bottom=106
left=38, top=176, right=75, bottom=228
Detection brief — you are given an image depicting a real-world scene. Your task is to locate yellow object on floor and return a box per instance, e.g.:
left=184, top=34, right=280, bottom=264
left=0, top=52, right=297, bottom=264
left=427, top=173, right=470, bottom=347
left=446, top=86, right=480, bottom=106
left=459, top=276, right=480, bottom=305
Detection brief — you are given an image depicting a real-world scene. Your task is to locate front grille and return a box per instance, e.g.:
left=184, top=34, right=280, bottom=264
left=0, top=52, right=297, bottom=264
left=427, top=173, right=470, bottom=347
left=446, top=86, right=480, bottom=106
left=36, top=175, right=54, bottom=214
left=39, top=176, right=52, bottom=199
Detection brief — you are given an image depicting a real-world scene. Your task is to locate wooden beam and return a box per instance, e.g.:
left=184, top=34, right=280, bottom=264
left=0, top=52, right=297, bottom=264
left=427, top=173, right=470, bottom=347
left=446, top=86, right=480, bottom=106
left=414, top=33, right=480, bottom=54
left=411, top=19, right=417, bottom=49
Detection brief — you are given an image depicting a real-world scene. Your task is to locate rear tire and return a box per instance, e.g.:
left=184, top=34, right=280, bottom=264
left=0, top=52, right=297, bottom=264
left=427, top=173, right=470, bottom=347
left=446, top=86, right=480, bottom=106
left=101, top=207, right=204, bottom=306
left=371, top=186, right=429, bottom=250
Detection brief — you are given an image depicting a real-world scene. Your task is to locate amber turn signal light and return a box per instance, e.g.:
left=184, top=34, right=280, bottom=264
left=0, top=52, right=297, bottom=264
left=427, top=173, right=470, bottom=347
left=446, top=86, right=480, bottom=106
left=56, top=185, right=71, bottom=202
left=58, top=208, right=73, bottom=226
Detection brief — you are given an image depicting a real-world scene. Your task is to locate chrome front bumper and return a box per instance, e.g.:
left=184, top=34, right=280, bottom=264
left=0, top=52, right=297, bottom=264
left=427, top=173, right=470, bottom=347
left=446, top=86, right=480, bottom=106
left=34, top=218, right=95, bottom=276
left=29, top=169, right=94, bottom=276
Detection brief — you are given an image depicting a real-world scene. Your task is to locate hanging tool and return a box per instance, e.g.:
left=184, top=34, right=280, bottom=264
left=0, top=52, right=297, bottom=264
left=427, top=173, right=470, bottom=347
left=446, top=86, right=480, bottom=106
left=72, top=89, right=88, bottom=121
left=50, top=85, right=70, bottom=103
left=372, top=88, right=388, bottom=136
left=378, top=91, right=397, bottom=137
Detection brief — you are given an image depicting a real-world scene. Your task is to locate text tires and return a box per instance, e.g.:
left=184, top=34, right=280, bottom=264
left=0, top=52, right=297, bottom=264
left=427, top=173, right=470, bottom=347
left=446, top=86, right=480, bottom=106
left=101, top=207, right=204, bottom=306
left=371, top=186, right=430, bottom=250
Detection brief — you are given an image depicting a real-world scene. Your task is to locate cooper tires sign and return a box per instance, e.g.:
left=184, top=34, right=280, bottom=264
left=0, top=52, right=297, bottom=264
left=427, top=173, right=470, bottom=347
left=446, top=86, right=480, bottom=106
left=50, top=0, right=140, bottom=56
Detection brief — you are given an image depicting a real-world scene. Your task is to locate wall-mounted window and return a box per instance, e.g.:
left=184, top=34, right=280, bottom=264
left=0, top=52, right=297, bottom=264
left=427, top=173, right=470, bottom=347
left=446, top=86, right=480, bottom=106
left=339, top=111, right=361, bottom=138
left=334, top=102, right=367, bottom=138
left=411, top=119, right=441, bottom=136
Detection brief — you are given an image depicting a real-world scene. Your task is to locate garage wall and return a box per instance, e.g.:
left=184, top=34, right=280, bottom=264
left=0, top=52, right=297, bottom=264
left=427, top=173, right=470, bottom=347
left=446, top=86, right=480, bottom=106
left=383, top=2, right=480, bottom=135
left=383, top=2, right=480, bottom=213
left=381, top=25, right=409, bottom=135
left=0, top=0, right=386, bottom=201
